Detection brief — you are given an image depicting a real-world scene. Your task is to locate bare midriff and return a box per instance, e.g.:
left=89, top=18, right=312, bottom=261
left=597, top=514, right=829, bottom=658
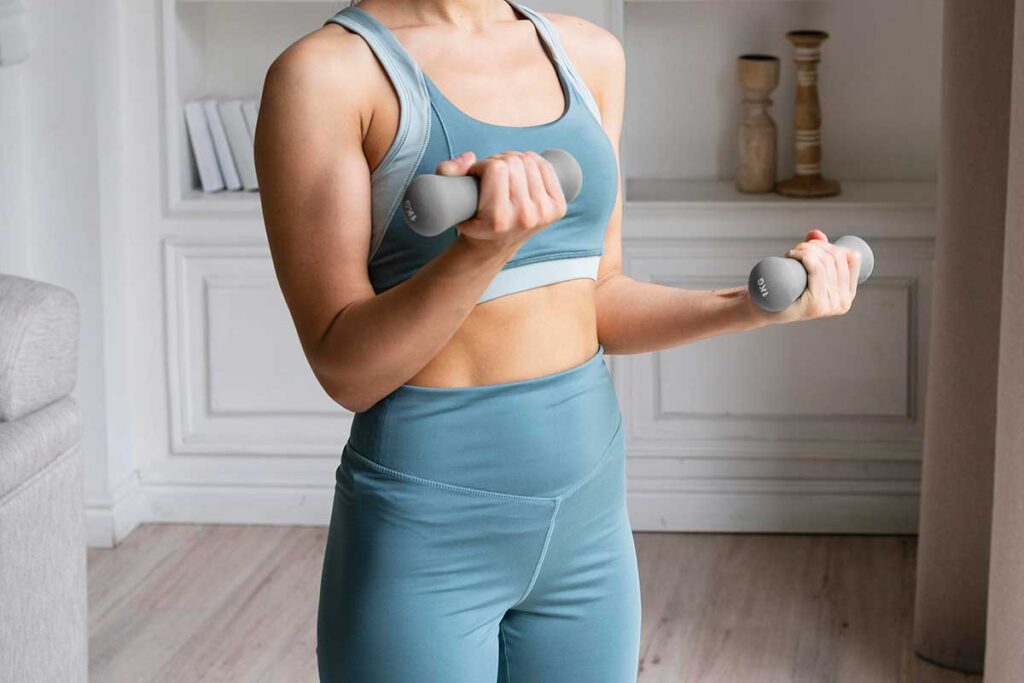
left=404, top=279, right=599, bottom=387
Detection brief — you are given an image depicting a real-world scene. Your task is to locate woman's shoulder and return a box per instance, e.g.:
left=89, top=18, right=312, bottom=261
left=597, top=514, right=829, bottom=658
left=536, top=12, right=625, bottom=117
left=541, top=12, right=623, bottom=72
left=262, top=22, right=385, bottom=119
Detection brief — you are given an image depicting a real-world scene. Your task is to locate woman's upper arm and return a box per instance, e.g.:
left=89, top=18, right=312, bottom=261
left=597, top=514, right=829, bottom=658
left=546, top=15, right=626, bottom=281
left=253, top=32, right=378, bottom=361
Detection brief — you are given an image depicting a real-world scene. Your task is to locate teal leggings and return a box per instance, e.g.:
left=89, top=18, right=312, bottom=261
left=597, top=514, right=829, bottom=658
left=317, top=345, right=642, bottom=681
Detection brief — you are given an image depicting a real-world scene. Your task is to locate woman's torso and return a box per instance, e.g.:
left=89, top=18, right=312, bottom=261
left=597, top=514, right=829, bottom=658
left=324, top=0, right=616, bottom=387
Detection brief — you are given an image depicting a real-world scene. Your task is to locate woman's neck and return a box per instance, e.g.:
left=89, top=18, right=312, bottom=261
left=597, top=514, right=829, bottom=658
left=379, top=0, right=514, bottom=31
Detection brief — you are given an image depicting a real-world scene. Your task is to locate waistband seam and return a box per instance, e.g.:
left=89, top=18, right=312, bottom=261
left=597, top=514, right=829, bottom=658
left=510, top=415, right=624, bottom=608
left=512, top=497, right=562, bottom=608
left=341, top=414, right=623, bottom=505
left=549, top=415, right=624, bottom=502
left=342, top=443, right=557, bottom=506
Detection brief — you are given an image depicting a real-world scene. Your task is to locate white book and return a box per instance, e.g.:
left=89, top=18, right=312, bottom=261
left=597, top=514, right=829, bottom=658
left=242, top=98, right=259, bottom=141
left=183, top=100, right=225, bottom=193
left=218, top=99, right=259, bottom=191
left=203, top=98, right=242, bottom=191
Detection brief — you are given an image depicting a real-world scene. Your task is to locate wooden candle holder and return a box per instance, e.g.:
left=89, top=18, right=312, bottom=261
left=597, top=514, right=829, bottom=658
left=775, top=30, right=841, bottom=198
left=736, top=54, right=780, bottom=193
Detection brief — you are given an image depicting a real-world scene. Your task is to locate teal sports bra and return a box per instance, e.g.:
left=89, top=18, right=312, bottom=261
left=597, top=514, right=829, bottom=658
left=324, top=1, right=618, bottom=304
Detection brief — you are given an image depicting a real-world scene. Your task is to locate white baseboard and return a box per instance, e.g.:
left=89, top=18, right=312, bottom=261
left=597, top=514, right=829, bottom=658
left=89, top=479, right=919, bottom=544
left=626, top=491, right=919, bottom=534
left=86, top=471, right=147, bottom=548
left=625, top=475, right=920, bottom=534
left=145, top=482, right=335, bottom=526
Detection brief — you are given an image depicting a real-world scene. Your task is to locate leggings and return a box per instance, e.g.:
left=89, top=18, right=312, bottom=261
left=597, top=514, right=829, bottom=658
left=316, top=344, right=642, bottom=682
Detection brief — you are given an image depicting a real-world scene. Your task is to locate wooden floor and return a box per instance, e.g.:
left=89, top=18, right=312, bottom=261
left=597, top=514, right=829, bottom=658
left=88, top=525, right=983, bottom=682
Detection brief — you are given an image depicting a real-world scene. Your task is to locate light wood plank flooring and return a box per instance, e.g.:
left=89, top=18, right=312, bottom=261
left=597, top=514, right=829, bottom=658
left=88, top=525, right=983, bottom=682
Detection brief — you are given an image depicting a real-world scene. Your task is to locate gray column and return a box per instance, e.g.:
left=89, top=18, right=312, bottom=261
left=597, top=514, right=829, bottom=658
left=913, top=0, right=1016, bottom=673
left=985, top=1, right=1024, bottom=679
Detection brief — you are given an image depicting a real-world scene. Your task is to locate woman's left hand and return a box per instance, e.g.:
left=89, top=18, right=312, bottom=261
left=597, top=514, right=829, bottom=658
left=746, top=229, right=862, bottom=326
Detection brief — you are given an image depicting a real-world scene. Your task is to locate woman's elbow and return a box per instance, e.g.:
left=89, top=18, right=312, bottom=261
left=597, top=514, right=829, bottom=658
left=319, top=374, right=373, bottom=413
left=332, top=390, right=374, bottom=415
left=311, top=365, right=378, bottom=414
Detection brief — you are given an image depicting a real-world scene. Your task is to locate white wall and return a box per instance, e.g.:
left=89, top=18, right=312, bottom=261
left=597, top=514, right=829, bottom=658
left=0, top=0, right=129, bottom=542
left=0, top=2, right=31, bottom=275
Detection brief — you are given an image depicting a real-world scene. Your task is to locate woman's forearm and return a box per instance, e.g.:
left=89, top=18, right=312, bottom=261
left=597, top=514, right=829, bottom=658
left=309, top=235, right=514, bottom=413
left=594, top=273, right=775, bottom=355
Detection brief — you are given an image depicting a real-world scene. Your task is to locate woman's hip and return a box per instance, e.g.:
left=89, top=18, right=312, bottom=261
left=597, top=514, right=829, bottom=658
left=344, top=343, right=622, bottom=498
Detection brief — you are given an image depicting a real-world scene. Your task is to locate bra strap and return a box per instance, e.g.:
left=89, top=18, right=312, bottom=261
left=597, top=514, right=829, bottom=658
left=506, top=1, right=604, bottom=125
left=324, top=7, right=432, bottom=261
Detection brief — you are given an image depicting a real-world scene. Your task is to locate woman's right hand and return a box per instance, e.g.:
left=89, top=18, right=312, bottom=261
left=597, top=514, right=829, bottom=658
left=434, top=150, right=569, bottom=258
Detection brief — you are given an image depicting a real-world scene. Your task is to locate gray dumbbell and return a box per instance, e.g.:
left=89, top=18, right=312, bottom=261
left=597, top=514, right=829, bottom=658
left=748, top=235, right=875, bottom=313
left=401, top=149, right=583, bottom=237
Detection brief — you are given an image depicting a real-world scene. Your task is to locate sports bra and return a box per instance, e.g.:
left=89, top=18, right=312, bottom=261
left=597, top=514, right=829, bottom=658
left=323, top=1, right=619, bottom=304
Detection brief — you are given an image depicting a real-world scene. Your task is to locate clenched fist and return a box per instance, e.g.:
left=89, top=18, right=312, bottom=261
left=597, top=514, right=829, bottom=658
left=434, top=150, right=568, bottom=258
left=751, top=229, right=863, bottom=325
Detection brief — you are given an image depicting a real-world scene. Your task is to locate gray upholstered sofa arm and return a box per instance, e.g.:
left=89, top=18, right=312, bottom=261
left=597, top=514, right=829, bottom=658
left=0, top=273, right=87, bottom=683
left=0, top=397, right=83, bottom=499
left=0, top=274, right=82, bottom=499
left=0, top=274, right=80, bottom=422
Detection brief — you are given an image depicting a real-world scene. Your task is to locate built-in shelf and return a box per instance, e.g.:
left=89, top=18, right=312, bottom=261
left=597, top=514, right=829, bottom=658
left=625, top=179, right=935, bottom=209
left=175, top=189, right=262, bottom=215
left=622, top=179, right=936, bottom=242
left=174, top=179, right=936, bottom=218
left=166, top=0, right=940, bottom=221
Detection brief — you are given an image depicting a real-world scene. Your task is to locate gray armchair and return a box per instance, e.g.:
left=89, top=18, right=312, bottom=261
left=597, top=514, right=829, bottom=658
left=0, top=274, right=87, bottom=682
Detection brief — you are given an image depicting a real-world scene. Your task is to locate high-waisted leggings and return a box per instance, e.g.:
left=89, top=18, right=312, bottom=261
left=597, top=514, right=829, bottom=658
left=316, top=344, right=642, bottom=682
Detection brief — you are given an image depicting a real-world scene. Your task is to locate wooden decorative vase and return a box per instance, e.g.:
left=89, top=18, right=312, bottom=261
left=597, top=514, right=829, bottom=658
left=775, top=30, right=841, bottom=198
left=736, top=54, right=780, bottom=193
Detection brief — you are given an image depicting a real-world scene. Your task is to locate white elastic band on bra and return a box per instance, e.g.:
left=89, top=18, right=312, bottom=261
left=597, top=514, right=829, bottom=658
left=478, top=254, right=601, bottom=303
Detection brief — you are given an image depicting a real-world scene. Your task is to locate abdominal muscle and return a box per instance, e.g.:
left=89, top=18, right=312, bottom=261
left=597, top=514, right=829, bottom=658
left=404, top=278, right=600, bottom=388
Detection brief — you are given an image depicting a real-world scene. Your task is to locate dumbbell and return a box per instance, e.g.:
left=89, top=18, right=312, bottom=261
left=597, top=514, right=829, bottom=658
left=748, top=235, right=875, bottom=312
left=401, top=149, right=583, bottom=237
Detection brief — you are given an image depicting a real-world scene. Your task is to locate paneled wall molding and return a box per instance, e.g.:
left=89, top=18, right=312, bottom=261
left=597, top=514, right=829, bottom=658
left=626, top=436, right=922, bottom=462
left=163, top=237, right=353, bottom=459
left=645, top=275, right=918, bottom=422
left=611, top=198, right=933, bottom=534
left=624, top=198, right=936, bottom=229
left=136, top=211, right=934, bottom=539
left=626, top=488, right=919, bottom=534
left=628, top=477, right=919, bottom=497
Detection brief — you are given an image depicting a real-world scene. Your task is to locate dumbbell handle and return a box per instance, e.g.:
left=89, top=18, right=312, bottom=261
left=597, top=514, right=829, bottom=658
left=401, top=149, right=583, bottom=237
left=747, top=235, right=875, bottom=313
